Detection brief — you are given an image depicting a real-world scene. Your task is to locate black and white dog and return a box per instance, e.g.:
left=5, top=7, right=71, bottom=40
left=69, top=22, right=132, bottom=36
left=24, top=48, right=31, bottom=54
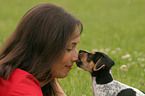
left=76, top=50, right=145, bottom=96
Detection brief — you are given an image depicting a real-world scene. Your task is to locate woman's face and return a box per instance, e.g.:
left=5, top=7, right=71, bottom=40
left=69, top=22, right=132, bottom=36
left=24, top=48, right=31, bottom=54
left=51, top=28, right=80, bottom=78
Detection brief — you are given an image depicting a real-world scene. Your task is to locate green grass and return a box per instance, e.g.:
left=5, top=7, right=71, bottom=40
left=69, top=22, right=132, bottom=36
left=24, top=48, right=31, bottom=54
left=0, top=0, right=145, bottom=95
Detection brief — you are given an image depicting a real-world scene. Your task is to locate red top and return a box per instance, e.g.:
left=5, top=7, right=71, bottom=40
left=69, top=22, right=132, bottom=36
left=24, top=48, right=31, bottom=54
left=0, top=68, right=43, bottom=96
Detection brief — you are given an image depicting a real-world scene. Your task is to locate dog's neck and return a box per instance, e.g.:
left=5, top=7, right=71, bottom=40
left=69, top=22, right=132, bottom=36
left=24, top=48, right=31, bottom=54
left=91, top=69, right=113, bottom=84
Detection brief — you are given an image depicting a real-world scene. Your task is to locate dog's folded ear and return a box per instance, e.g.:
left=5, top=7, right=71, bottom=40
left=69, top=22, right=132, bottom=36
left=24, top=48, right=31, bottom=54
left=93, top=57, right=106, bottom=71
left=93, top=52, right=115, bottom=71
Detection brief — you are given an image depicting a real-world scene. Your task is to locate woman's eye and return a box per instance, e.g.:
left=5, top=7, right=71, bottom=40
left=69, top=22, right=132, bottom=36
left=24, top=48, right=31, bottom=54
left=67, top=45, right=76, bottom=52
left=67, top=48, right=73, bottom=51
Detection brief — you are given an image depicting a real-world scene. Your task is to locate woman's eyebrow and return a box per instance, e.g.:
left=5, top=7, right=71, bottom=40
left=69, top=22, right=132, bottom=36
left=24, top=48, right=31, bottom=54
left=67, top=42, right=79, bottom=48
left=71, top=41, right=80, bottom=45
left=71, top=42, right=77, bottom=45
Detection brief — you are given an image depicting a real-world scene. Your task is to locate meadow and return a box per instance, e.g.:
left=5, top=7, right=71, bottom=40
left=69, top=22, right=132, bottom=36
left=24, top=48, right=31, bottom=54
left=0, top=0, right=145, bottom=95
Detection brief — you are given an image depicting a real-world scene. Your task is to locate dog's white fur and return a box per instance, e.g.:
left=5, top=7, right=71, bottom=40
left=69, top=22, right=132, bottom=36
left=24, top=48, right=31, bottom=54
left=91, top=71, right=144, bottom=96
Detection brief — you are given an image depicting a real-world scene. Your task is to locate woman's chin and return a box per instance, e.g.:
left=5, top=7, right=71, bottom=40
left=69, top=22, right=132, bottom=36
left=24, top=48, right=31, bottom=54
left=58, top=72, right=69, bottom=78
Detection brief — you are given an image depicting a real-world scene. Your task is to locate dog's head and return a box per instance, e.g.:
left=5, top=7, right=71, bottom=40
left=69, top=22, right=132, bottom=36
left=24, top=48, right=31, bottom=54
left=76, top=50, right=115, bottom=74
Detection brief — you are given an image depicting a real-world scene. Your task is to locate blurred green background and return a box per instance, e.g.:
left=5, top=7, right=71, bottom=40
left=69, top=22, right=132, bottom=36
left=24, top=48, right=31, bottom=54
left=0, top=0, right=145, bottom=95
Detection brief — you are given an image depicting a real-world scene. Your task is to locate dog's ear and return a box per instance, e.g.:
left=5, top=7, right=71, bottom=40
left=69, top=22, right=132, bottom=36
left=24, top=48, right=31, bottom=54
left=93, top=52, right=115, bottom=71
left=93, top=57, right=105, bottom=71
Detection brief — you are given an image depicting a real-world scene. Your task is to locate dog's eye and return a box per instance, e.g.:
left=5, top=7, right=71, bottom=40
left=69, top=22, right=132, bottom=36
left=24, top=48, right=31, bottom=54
left=87, top=54, right=92, bottom=62
left=87, top=58, right=91, bottom=62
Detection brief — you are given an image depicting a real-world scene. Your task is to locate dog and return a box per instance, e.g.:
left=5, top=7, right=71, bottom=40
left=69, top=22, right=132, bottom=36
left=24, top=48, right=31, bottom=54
left=76, top=50, right=145, bottom=96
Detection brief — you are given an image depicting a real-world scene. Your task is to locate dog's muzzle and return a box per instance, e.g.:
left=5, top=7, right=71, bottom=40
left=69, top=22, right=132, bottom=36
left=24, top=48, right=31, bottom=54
left=76, top=50, right=86, bottom=67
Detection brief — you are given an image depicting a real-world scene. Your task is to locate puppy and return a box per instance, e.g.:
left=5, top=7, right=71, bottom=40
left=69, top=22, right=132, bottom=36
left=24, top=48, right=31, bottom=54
left=76, top=50, right=145, bottom=96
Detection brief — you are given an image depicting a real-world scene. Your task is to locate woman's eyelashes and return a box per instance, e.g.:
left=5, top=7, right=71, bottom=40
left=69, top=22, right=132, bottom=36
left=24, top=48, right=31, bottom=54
left=67, top=48, right=73, bottom=51
left=66, top=43, right=78, bottom=52
left=67, top=46, right=75, bottom=51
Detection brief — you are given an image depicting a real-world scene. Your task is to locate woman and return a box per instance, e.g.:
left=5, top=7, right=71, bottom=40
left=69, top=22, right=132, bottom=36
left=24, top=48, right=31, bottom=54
left=0, top=3, right=83, bottom=96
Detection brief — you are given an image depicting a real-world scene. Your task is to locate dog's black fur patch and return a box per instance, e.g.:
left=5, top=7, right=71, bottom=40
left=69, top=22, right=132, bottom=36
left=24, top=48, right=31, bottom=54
left=91, top=69, right=113, bottom=84
left=117, top=88, right=136, bottom=96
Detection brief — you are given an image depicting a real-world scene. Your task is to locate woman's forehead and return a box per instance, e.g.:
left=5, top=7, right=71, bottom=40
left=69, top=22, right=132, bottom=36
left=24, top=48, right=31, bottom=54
left=67, top=36, right=80, bottom=46
left=66, top=26, right=80, bottom=46
left=71, top=26, right=80, bottom=39
left=71, top=36, right=80, bottom=43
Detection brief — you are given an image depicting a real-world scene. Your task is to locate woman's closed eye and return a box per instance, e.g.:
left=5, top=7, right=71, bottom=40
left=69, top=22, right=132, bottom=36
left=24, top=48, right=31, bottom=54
left=67, top=41, right=79, bottom=52
left=67, top=46, right=74, bottom=51
left=67, top=48, right=73, bottom=51
left=67, top=45, right=76, bottom=51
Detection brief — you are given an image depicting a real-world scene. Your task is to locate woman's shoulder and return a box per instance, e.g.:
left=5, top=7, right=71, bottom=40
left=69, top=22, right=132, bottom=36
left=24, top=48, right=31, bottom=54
left=10, top=68, right=40, bottom=85
left=0, top=68, right=43, bottom=96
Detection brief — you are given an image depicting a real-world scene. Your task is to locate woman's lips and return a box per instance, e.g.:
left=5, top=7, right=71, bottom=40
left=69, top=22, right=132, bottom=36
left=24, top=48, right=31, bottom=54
left=65, top=65, right=73, bottom=70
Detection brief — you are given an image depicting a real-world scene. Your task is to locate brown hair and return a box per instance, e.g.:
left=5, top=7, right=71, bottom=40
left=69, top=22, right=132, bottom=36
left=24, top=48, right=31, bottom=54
left=0, top=3, right=83, bottom=95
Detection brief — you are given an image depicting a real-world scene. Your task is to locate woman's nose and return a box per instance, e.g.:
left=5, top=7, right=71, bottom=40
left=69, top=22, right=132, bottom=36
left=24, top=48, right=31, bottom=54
left=72, top=48, right=79, bottom=62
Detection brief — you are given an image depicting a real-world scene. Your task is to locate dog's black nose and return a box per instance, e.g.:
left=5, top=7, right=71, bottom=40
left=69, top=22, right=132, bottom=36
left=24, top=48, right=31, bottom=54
left=79, top=50, right=84, bottom=53
left=79, top=50, right=88, bottom=53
